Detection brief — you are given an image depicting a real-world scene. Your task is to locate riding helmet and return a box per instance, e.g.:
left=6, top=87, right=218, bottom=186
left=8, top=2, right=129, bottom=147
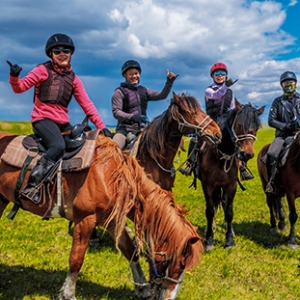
left=210, top=62, right=228, bottom=77
left=121, top=60, right=142, bottom=75
left=45, top=33, right=75, bottom=57
left=280, top=71, right=297, bottom=85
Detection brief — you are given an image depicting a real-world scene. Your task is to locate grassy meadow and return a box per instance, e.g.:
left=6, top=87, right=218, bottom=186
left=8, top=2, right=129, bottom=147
left=0, top=122, right=300, bottom=299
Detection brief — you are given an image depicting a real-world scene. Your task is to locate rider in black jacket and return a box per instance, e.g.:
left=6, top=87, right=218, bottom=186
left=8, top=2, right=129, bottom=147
left=265, top=71, right=300, bottom=194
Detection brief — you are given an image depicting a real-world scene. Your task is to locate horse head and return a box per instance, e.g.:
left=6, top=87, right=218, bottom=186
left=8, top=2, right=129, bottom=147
left=132, top=179, right=203, bottom=300
left=229, top=99, right=265, bottom=162
left=171, top=92, right=222, bottom=144
left=148, top=230, right=201, bottom=300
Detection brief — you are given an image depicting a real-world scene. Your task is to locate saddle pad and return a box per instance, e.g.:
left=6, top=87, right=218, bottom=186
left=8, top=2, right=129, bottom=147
left=1, top=129, right=100, bottom=172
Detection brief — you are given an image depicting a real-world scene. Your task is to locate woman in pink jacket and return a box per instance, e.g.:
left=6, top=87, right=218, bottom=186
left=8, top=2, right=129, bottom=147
left=7, top=33, right=111, bottom=202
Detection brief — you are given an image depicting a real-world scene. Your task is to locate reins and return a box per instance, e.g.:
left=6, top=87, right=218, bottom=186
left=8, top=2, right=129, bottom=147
left=152, top=112, right=213, bottom=176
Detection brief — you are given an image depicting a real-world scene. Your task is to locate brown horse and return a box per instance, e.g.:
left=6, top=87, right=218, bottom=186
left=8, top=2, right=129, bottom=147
left=69, top=92, right=222, bottom=241
left=0, top=134, right=203, bottom=299
left=193, top=100, right=265, bottom=250
left=135, top=92, right=221, bottom=191
left=257, top=132, right=300, bottom=248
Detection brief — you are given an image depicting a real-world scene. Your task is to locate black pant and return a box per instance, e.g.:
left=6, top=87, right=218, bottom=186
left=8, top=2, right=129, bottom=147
left=32, top=119, right=72, bottom=162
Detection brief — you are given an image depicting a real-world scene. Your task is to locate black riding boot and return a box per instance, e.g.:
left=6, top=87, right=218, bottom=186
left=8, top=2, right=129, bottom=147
left=179, top=139, right=197, bottom=176
left=22, top=155, right=55, bottom=202
left=265, top=156, right=278, bottom=194
left=240, top=161, right=254, bottom=180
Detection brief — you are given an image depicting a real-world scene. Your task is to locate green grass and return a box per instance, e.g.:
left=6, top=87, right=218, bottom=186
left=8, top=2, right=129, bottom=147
left=1, top=123, right=300, bottom=299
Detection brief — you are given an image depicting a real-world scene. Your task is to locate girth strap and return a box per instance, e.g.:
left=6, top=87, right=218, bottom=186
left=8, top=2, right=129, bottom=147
left=7, top=155, right=35, bottom=220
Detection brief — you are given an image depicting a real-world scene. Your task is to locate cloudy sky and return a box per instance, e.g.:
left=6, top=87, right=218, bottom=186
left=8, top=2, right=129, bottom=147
left=0, top=0, right=299, bottom=126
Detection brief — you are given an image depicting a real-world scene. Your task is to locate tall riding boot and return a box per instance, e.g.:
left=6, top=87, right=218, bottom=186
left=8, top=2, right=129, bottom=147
left=22, top=155, right=55, bottom=202
left=239, top=161, right=254, bottom=180
left=179, top=139, right=197, bottom=176
left=265, top=156, right=278, bottom=194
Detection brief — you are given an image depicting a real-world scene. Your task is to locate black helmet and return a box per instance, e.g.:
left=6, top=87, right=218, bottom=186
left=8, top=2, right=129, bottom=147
left=45, top=33, right=75, bottom=57
left=121, top=60, right=141, bottom=75
left=280, top=71, right=297, bottom=85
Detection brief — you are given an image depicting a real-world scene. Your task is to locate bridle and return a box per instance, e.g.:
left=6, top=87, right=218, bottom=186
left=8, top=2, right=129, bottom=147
left=218, top=106, right=257, bottom=173
left=152, top=111, right=214, bottom=176
left=127, top=243, right=183, bottom=288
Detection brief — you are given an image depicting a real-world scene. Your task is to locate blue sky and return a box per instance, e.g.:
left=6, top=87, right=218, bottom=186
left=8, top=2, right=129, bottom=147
left=0, top=0, right=299, bottom=126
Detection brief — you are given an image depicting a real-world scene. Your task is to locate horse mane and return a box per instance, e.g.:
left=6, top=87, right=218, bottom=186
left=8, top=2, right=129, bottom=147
left=96, top=136, right=203, bottom=270
left=138, top=93, right=201, bottom=161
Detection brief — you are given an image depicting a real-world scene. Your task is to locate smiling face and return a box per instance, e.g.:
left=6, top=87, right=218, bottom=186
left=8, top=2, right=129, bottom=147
left=213, top=69, right=227, bottom=84
left=123, top=68, right=140, bottom=84
left=50, top=47, right=72, bottom=67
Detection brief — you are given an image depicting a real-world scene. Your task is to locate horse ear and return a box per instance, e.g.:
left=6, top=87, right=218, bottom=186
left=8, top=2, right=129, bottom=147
left=257, top=105, right=266, bottom=116
left=235, top=98, right=242, bottom=109
left=172, top=91, right=180, bottom=104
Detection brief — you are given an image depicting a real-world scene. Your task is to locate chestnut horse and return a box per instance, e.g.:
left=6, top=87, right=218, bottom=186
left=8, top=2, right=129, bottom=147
left=257, top=132, right=300, bottom=248
left=193, top=100, right=265, bottom=250
left=135, top=92, right=221, bottom=191
left=0, top=135, right=203, bottom=299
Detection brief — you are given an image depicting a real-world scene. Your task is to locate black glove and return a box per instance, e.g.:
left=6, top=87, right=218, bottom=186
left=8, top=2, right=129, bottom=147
left=7, top=60, right=22, bottom=77
left=225, top=78, right=238, bottom=87
left=102, top=128, right=112, bottom=138
left=285, top=122, right=295, bottom=131
left=131, top=114, right=143, bottom=124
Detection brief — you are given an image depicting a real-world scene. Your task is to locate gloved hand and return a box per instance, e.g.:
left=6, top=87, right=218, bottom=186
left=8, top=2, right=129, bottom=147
left=102, top=128, right=112, bottom=138
left=7, top=60, right=22, bottom=77
left=285, top=122, right=295, bottom=131
left=166, top=69, right=179, bottom=80
left=131, top=114, right=143, bottom=124
left=225, top=78, right=238, bottom=87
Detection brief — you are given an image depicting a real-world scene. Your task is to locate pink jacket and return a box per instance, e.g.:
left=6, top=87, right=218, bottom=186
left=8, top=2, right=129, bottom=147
left=9, top=64, right=106, bottom=129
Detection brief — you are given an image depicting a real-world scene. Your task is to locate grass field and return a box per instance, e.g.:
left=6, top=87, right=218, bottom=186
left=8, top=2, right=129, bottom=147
left=0, top=123, right=300, bottom=299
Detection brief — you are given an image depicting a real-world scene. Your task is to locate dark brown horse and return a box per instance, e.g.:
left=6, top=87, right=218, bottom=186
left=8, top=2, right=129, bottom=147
left=257, top=132, right=300, bottom=248
left=135, top=92, right=222, bottom=191
left=194, top=100, right=265, bottom=250
left=0, top=134, right=203, bottom=299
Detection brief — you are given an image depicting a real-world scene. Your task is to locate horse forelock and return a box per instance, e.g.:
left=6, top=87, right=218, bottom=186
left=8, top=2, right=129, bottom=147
left=234, top=104, right=262, bottom=133
left=170, top=94, right=201, bottom=121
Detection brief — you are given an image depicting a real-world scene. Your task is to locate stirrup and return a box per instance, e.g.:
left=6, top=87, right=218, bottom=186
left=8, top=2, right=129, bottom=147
left=265, top=181, right=278, bottom=195
left=179, top=164, right=193, bottom=176
left=240, top=169, right=254, bottom=181
left=21, top=185, right=41, bottom=203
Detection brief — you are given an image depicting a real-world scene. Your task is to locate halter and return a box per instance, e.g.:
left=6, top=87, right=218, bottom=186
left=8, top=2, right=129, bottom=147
left=127, top=241, right=183, bottom=288
left=218, top=106, right=257, bottom=173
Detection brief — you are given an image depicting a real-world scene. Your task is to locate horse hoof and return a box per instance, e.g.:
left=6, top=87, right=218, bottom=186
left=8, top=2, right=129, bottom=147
left=278, top=222, right=287, bottom=231
left=224, top=243, right=235, bottom=249
left=288, top=243, right=298, bottom=249
left=270, top=227, right=279, bottom=235
left=205, top=244, right=214, bottom=251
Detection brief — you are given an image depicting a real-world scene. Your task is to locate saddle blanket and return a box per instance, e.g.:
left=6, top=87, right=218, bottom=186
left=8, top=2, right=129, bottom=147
left=1, top=129, right=100, bottom=172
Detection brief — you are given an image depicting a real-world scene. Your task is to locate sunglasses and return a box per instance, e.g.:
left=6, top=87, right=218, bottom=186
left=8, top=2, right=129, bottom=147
left=51, top=48, right=72, bottom=55
left=214, top=71, right=227, bottom=76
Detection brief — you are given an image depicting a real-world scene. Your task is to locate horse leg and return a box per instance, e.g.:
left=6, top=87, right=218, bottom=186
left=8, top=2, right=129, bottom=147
left=222, top=191, right=236, bottom=248
left=204, top=191, right=217, bottom=251
left=106, top=220, right=151, bottom=299
left=0, top=194, right=9, bottom=219
left=59, top=216, right=95, bottom=300
left=287, top=197, right=298, bottom=249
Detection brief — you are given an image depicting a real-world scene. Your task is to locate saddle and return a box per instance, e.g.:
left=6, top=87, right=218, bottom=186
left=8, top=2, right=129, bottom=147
left=3, top=124, right=102, bottom=220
